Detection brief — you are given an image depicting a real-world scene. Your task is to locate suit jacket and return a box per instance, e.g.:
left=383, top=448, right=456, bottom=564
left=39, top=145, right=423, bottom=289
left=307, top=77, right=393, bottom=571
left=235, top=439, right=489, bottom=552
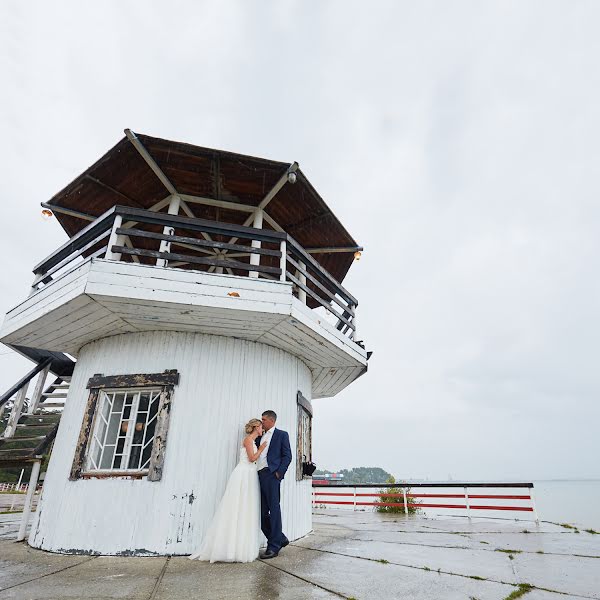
left=256, top=428, right=292, bottom=479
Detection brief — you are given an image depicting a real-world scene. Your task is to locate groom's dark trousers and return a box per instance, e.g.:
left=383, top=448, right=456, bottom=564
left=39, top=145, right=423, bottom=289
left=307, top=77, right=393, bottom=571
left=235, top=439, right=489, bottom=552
left=257, top=428, right=292, bottom=553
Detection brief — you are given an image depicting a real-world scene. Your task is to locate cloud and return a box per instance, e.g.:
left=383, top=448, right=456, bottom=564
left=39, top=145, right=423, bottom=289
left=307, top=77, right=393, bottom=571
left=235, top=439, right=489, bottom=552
left=1, top=1, right=599, bottom=481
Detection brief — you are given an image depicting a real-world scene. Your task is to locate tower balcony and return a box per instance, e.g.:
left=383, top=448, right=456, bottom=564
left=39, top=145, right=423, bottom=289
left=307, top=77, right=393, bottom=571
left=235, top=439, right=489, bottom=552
left=0, top=206, right=367, bottom=398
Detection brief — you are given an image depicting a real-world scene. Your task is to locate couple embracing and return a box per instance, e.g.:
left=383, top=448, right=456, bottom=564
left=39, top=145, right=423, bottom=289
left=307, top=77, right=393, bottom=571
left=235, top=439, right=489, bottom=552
left=190, top=410, right=292, bottom=563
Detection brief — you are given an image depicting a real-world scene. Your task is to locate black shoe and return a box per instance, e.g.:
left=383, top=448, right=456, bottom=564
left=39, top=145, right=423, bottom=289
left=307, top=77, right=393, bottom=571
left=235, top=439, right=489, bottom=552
left=260, top=549, right=279, bottom=559
left=281, top=536, right=289, bottom=548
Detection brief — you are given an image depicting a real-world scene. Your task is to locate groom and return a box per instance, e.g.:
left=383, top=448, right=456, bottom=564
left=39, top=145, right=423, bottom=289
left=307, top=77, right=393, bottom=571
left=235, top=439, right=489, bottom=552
left=256, top=410, right=292, bottom=559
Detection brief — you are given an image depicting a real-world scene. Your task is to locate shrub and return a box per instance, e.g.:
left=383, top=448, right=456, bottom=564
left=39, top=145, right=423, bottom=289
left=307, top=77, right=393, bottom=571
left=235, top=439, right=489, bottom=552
left=377, top=476, right=420, bottom=514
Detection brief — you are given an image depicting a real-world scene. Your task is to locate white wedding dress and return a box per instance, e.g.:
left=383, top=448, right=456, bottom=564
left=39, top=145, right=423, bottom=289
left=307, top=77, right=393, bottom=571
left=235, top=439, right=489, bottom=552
left=189, top=444, right=261, bottom=563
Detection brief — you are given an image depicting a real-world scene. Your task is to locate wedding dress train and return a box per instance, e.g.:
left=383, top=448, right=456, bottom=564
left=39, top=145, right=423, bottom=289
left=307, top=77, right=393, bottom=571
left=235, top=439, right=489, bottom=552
left=189, top=445, right=261, bottom=563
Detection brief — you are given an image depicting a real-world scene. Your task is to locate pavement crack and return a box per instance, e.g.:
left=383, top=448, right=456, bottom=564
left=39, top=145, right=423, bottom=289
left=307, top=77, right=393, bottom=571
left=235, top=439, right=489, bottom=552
left=259, top=557, right=346, bottom=598
left=0, top=556, right=96, bottom=594
left=148, top=556, right=171, bottom=600
left=293, top=544, right=597, bottom=599
left=340, top=536, right=600, bottom=560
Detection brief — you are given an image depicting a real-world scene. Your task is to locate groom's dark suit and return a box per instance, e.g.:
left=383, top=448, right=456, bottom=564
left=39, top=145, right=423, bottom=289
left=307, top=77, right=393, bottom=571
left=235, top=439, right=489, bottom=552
left=256, top=428, right=292, bottom=553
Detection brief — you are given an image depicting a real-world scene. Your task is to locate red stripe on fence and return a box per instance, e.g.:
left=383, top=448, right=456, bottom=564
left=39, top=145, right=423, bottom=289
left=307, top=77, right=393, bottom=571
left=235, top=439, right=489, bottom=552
left=315, top=500, right=534, bottom=512
left=314, top=492, right=532, bottom=500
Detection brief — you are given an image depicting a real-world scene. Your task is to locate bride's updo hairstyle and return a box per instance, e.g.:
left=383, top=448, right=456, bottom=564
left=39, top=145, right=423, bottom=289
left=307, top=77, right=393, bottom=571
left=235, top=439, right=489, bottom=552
left=244, top=418, right=262, bottom=434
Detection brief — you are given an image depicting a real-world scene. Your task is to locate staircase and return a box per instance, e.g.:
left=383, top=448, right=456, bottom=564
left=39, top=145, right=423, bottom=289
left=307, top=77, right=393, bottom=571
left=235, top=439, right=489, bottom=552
left=0, top=353, right=75, bottom=541
left=0, top=355, right=74, bottom=468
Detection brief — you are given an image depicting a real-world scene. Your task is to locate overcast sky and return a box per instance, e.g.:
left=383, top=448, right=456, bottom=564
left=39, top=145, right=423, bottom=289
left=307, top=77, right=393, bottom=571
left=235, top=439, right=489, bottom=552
left=1, top=1, right=598, bottom=481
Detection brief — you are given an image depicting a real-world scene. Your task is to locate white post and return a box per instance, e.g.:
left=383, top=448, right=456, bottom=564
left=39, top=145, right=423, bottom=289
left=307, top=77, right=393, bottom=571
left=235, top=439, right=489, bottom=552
left=17, top=460, right=41, bottom=541
left=297, top=261, right=307, bottom=303
left=403, top=488, right=408, bottom=515
left=351, top=310, right=357, bottom=340
left=464, top=487, right=471, bottom=519
left=157, top=195, right=181, bottom=267
left=249, top=209, right=263, bottom=278
left=3, top=384, right=28, bottom=438
left=353, top=487, right=357, bottom=511
left=9, top=468, right=25, bottom=512
left=105, top=214, right=124, bottom=261
left=530, top=486, right=540, bottom=525
left=279, top=240, right=287, bottom=282
left=28, top=365, right=50, bottom=414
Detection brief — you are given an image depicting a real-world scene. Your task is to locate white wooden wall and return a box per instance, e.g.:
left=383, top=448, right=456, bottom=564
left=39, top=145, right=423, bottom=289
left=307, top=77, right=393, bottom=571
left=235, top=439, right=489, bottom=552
left=29, top=331, right=313, bottom=555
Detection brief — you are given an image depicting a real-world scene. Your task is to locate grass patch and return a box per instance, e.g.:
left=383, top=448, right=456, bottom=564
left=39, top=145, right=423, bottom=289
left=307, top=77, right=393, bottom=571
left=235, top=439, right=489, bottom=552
left=0, top=490, right=25, bottom=494
left=558, top=523, right=577, bottom=530
left=0, top=510, right=21, bottom=515
left=503, top=583, right=533, bottom=600
left=496, top=548, right=522, bottom=554
left=521, top=529, right=530, bottom=534
left=536, top=550, right=544, bottom=554
left=423, top=566, right=431, bottom=571
left=376, top=559, right=389, bottom=564
left=479, top=541, right=489, bottom=545
left=468, top=575, right=487, bottom=581
left=585, top=529, right=599, bottom=535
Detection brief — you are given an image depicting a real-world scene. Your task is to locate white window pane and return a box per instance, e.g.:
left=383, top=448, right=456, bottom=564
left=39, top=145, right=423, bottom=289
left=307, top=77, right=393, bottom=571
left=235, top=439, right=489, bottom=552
left=100, top=445, right=116, bottom=469
left=106, top=413, right=121, bottom=445
left=112, top=393, right=126, bottom=413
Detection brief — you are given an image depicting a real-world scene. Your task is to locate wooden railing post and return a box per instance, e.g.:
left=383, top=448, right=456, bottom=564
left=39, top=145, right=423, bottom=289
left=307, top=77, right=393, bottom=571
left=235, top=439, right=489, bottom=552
left=3, top=384, right=28, bottom=439
left=17, top=459, right=41, bottom=541
left=403, top=488, right=408, bottom=515
left=157, top=195, right=181, bottom=267
left=464, top=487, right=471, bottom=519
left=297, top=261, right=307, bottom=303
left=105, top=214, right=123, bottom=261
left=279, top=240, right=287, bottom=282
left=530, top=485, right=540, bottom=524
left=249, top=209, right=264, bottom=278
left=28, top=364, right=50, bottom=414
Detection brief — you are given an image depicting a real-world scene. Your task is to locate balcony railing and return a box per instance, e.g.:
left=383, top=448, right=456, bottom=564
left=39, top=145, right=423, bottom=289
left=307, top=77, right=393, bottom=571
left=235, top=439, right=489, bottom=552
left=31, top=206, right=359, bottom=340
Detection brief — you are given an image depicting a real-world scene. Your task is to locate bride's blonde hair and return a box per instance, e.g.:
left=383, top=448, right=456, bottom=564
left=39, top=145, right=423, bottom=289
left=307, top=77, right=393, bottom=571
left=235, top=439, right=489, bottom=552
left=245, top=418, right=262, bottom=435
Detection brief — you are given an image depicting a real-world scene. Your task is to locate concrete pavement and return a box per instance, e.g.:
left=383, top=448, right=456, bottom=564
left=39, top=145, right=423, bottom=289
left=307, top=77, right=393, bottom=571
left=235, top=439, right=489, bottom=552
left=0, top=510, right=598, bottom=599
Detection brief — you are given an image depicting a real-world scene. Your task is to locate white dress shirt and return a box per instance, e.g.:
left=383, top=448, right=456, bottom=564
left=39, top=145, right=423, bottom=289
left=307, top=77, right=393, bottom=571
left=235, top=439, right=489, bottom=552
left=256, top=427, right=275, bottom=471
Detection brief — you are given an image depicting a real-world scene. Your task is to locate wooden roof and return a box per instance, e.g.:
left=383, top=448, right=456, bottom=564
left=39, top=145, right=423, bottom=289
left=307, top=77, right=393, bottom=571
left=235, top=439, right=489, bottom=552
left=46, top=133, right=360, bottom=286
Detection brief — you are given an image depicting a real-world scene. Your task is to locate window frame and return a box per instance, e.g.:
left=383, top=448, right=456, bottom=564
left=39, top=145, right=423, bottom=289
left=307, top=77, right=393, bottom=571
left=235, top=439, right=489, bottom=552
left=70, top=370, right=179, bottom=481
left=296, top=391, right=313, bottom=481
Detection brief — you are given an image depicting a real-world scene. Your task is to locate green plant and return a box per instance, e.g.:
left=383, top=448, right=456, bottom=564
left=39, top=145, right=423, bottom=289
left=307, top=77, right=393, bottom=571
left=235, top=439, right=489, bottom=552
left=585, top=529, right=599, bottom=534
left=503, top=583, right=533, bottom=600
left=376, top=476, right=420, bottom=514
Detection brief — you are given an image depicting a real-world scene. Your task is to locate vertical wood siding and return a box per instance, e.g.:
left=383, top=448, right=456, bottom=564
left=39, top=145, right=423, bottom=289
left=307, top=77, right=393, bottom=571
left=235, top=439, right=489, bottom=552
left=29, top=331, right=312, bottom=555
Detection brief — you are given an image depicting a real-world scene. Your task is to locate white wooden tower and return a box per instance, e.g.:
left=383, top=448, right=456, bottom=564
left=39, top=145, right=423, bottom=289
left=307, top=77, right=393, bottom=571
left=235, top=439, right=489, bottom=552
left=0, top=131, right=368, bottom=555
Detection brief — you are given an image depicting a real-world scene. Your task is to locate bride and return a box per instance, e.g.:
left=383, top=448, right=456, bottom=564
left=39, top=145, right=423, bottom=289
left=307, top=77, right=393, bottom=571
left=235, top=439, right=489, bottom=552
left=189, top=418, right=267, bottom=563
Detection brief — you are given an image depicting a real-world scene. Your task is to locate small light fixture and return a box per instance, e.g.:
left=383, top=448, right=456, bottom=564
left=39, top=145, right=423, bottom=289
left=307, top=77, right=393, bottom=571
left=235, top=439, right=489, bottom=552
left=287, top=171, right=297, bottom=184
left=41, top=208, right=54, bottom=220
left=354, top=251, right=362, bottom=261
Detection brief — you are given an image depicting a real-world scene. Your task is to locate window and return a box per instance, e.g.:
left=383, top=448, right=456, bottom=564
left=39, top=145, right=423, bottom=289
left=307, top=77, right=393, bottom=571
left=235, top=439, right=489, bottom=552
left=87, top=388, right=161, bottom=472
left=70, top=370, right=179, bottom=481
left=296, top=391, right=313, bottom=480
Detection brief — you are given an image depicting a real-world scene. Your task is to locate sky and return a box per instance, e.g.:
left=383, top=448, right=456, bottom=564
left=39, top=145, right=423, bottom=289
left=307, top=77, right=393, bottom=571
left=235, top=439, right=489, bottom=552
left=1, top=1, right=599, bottom=481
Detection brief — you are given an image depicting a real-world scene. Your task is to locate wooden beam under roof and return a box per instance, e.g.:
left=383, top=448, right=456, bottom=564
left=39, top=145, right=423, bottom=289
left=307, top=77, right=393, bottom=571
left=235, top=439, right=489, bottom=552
left=124, top=128, right=177, bottom=195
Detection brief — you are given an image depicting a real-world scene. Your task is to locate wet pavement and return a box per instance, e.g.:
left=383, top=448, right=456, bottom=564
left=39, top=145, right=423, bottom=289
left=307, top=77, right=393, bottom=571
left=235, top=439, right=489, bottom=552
left=0, top=509, right=598, bottom=599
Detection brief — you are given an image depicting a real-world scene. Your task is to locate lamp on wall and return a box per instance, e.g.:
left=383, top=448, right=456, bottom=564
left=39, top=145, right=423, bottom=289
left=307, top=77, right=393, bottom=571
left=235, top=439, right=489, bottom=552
left=353, top=251, right=362, bottom=261
left=41, top=209, right=54, bottom=220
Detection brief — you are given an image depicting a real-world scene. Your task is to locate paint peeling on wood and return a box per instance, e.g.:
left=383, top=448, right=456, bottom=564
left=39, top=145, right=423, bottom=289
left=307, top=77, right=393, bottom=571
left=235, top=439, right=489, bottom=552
left=147, top=388, right=173, bottom=482
left=86, top=370, right=179, bottom=389
left=69, top=388, right=100, bottom=480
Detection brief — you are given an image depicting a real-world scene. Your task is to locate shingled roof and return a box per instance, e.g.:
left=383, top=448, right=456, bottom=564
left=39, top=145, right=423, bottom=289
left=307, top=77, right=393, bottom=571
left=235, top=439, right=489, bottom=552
left=45, top=132, right=361, bottom=287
